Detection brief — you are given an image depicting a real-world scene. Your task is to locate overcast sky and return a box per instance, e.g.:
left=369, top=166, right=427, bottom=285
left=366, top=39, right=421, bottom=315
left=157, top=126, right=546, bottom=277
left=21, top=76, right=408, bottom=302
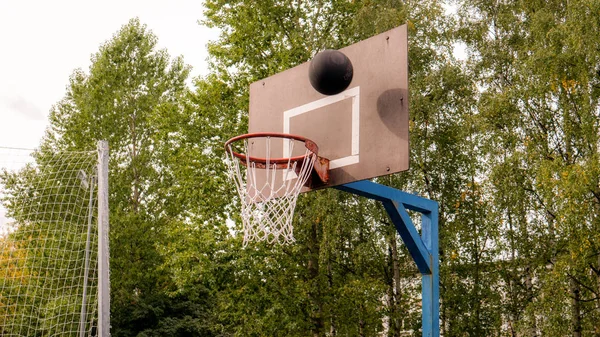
left=0, top=0, right=218, bottom=149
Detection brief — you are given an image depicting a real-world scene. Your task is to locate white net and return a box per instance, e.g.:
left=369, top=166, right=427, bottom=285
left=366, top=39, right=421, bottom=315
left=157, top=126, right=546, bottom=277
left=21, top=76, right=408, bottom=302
left=226, top=136, right=316, bottom=245
left=0, top=146, right=100, bottom=336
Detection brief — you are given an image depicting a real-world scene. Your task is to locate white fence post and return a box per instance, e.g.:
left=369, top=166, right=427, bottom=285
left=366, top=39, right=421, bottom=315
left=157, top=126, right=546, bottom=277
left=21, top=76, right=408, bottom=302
left=97, top=140, right=111, bottom=336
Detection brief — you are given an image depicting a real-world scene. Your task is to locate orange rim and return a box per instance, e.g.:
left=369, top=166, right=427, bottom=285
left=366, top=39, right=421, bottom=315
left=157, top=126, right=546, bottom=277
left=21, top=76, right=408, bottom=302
left=224, top=132, right=319, bottom=165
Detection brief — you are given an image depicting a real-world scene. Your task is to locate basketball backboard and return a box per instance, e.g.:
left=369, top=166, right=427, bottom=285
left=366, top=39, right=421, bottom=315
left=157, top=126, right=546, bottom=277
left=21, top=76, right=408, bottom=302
left=248, top=24, right=409, bottom=191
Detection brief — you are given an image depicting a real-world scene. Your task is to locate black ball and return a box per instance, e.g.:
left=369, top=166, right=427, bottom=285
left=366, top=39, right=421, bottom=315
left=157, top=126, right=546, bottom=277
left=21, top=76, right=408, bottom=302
left=308, top=49, right=354, bottom=95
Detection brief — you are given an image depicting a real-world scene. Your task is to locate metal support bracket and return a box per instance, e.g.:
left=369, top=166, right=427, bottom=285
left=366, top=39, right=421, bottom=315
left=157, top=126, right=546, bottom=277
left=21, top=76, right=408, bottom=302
left=336, top=180, right=439, bottom=337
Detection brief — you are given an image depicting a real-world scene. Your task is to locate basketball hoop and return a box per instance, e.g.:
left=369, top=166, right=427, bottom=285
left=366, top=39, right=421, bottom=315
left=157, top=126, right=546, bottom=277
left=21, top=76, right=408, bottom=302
left=225, top=132, right=329, bottom=245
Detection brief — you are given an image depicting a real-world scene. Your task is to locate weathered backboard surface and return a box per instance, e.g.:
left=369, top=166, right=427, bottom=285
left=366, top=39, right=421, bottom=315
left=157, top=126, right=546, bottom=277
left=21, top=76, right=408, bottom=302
left=249, top=25, right=409, bottom=191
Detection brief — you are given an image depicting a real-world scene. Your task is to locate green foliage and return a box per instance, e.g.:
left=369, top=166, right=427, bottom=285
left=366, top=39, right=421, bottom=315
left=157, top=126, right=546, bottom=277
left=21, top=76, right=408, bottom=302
left=112, top=284, right=216, bottom=337
left=39, top=18, right=225, bottom=336
left=8, top=0, right=599, bottom=335
left=199, top=0, right=600, bottom=335
left=457, top=0, right=600, bottom=335
left=193, top=1, right=467, bottom=336
left=0, top=149, right=99, bottom=336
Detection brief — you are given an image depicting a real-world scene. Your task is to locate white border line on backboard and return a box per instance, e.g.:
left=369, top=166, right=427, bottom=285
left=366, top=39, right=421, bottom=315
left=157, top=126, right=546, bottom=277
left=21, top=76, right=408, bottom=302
left=283, top=86, right=360, bottom=169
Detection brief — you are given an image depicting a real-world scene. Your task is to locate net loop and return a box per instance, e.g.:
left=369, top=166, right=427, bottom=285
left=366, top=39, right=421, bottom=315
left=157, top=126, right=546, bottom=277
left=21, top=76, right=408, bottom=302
left=225, top=133, right=318, bottom=245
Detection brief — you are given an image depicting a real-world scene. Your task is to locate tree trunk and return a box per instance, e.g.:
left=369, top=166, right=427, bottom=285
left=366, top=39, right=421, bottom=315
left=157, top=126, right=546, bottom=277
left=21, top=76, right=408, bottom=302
left=388, top=226, right=402, bottom=337
left=594, top=193, right=600, bottom=337
left=524, top=266, right=537, bottom=337
left=570, top=278, right=582, bottom=337
left=129, top=112, right=140, bottom=213
left=596, top=253, right=600, bottom=337
left=327, top=259, right=337, bottom=336
left=308, top=220, right=323, bottom=337
left=359, top=307, right=366, bottom=337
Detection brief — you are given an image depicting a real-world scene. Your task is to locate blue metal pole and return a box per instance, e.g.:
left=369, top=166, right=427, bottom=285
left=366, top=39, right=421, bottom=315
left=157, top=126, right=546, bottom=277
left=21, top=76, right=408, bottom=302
left=337, top=180, right=439, bottom=337
left=420, top=208, right=439, bottom=337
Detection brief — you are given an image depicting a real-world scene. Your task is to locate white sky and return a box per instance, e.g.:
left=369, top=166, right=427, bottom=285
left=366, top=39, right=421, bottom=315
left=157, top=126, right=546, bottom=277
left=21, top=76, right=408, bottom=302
left=0, top=0, right=219, bottom=149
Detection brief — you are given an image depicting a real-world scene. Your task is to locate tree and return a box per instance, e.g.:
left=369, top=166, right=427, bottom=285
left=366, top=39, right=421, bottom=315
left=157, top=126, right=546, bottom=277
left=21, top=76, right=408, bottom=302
left=0, top=149, right=100, bottom=336
left=43, top=18, right=222, bottom=336
left=193, top=1, right=476, bottom=336
left=16, top=1, right=600, bottom=335
left=458, top=0, right=600, bottom=335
